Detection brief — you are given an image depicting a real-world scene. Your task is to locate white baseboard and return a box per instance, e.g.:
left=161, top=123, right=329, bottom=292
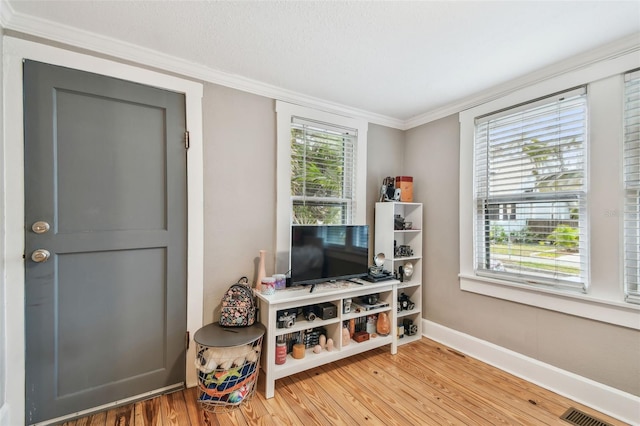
left=422, top=319, right=640, bottom=425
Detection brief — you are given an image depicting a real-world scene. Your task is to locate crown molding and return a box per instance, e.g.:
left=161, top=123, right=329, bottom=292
left=2, top=0, right=638, bottom=132
left=0, top=0, right=405, bottom=130
left=405, top=32, right=640, bottom=130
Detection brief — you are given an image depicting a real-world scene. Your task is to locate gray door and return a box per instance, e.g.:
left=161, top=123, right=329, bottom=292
left=24, top=60, right=188, bottom=424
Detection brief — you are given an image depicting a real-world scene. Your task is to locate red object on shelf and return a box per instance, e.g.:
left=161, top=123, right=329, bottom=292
left=353, top=331, right=370, bottom=343
left=395, top=176, right=413, bottom=202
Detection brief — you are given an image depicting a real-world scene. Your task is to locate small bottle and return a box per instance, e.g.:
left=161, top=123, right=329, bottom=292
left=366, top=316, right=377, bottom=334
left=275, top=337, right=287, bottom=365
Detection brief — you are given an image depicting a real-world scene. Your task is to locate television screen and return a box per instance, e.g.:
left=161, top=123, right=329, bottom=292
left=290, top=225, right=369, bottom=286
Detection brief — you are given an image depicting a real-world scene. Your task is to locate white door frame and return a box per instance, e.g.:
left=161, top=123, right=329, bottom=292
left=3, top=36, right=204, bottom=425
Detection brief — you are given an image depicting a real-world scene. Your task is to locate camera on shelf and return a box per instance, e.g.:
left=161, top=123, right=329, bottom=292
left=397, top=292, right=415, bottom=311
left=361, top=293, right=379, bottom=305
left=315, top=302, right=338, bottom=320
left=301, top=305, right=317, bottom=322
left=394, top=244, right=414, bottom=258
left=343, top=298, right=352, bottom=314
left=276, top=309, right=296, bottom=329
left=298, top=303, right=338, bottom=321
left=403, top=318, right=418, bottom=336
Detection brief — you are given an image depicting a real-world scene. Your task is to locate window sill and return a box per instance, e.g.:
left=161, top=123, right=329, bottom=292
left=459, top=273, right=640, bottom=330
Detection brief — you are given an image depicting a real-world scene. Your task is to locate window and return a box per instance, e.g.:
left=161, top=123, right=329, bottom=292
left=291, top=117, right=357, bottom=225
left=275, top=101, right=367, bottom=273
left=459, top=47, right=640, bottom=329
left=624, top=69, right=640, bottom=304
left=474, top=88, right=587, bottom=292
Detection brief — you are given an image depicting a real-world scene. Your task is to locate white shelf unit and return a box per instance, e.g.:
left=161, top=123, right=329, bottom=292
left=375, top=202, right=423, bottom=346
left=256, top=280, right=399, bottom=399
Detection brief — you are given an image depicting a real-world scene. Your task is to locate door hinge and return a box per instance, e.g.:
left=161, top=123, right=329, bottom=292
left=185, top=131, right=190, bottom=150
left=186, top=331, right=190, bottom=350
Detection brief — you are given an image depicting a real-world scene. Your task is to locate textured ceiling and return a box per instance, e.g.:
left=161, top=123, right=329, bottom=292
left=5, top=0, right=640, bottom=122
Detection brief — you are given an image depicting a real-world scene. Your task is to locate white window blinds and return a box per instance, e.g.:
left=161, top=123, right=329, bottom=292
left=474, top=87, right=587, bottom=292
left=624, top=69, right=640, bottom=304
left=290, top=117, right=357, bottom=225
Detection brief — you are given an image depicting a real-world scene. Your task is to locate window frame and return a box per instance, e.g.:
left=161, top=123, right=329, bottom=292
left=275, top=101, right=367, bottom=274
left=459, top=50, right=640, bottom=330
left=473, top=87, right=588, bottom=292
left=623, top=69, right=640, bottom=304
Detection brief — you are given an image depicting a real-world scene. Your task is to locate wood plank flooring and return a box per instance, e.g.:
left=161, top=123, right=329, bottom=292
left=62, top=338, right=627, bottom=426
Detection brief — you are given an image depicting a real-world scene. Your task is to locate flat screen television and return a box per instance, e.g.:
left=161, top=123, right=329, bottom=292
left=290, top=225, right=369, bottom=286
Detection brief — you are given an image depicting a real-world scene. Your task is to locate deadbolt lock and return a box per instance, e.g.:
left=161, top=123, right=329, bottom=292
left=32, top=221, right=50, bottom=234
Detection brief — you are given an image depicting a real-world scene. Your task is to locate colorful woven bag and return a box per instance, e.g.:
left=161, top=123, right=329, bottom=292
left=219, top=277, right=257, bottom=327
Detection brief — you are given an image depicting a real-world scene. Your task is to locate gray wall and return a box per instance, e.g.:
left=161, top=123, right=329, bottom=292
left=365, top=123, right=405, bottom=248
left=201, top=86, right=405, bottom=323
left=405, top=114, right=640, bottom=397
left=202, top=84, right=276, bottom=322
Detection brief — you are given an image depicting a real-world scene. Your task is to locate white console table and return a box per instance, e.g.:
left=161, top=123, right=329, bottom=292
left=255, top=279, right=401, bottom=399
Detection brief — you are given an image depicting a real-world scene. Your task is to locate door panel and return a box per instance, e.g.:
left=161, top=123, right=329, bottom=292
left=56, top=248, right=167, bottom=396
left=55, top=89, right=167, bottom=233
left=24, top=60, right=187, bottom=424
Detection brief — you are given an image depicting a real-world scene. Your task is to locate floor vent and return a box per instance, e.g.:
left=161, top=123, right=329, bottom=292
left=560, top=407, right=612, bottom=426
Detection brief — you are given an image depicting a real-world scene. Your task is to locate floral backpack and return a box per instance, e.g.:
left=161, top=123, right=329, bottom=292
left=219, top=277, right=257, bottom=327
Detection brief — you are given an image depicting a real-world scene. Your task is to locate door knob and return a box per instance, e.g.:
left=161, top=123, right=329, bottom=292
left=32, top=221, right=50, bottom=234
left=31, top=249, right=51, bottom=263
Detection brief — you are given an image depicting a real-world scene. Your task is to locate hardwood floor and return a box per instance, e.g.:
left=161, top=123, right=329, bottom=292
left=62, top=338, right=627, bottom=425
